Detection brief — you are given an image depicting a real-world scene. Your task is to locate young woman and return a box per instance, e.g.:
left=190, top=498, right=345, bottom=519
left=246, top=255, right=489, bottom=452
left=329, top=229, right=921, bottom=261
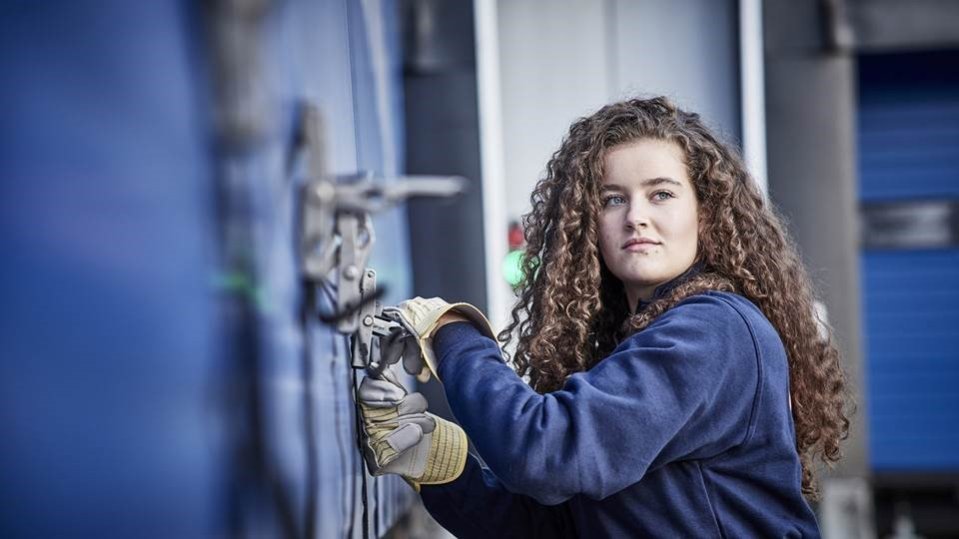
left=361, top=96, right=849, bottom=537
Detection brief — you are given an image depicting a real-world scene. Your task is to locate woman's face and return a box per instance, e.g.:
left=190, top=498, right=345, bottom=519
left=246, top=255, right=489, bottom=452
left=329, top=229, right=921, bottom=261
left=598, top=138, right=699, bottom=311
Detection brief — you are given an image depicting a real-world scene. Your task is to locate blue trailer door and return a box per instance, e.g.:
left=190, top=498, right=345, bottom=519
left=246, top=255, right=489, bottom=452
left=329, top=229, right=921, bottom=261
left=0, top=1, right=414, bottom=537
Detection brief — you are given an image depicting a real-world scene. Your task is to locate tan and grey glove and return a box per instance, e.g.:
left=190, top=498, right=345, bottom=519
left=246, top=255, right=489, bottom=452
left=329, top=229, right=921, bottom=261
left=357, top=375, right=467, bottom=490
left=381, top=297, right=495, bottom=382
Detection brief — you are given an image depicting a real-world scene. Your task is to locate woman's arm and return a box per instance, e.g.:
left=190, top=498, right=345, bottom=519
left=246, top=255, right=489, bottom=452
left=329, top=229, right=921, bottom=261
left=419, top=455, right=575, bottom=539
left=432, top=293, right=763, bottom=505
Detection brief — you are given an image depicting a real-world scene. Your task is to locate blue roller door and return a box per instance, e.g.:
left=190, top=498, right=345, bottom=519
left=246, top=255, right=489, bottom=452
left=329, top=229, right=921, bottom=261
left=859, top=51, right=959, bottom=471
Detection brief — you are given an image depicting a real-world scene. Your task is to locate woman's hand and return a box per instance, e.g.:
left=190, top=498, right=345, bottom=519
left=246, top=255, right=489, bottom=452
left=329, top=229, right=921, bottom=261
left=382, top=297, right=496, bottom=382
left=357, top=374, right=467, bottom=490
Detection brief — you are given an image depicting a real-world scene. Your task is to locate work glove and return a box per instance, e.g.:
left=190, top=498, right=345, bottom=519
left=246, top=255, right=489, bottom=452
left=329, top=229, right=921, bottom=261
left=381, top=297, right=496, bottom=382
left=357, top=374, right=467, bottom=490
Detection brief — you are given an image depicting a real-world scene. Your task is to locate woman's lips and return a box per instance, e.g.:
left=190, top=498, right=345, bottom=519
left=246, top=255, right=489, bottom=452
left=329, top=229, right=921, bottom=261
left=622, top=238, right=660, bottom=252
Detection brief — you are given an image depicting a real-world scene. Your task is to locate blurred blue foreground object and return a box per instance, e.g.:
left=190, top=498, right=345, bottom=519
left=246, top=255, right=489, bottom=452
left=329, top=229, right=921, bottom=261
left=0, top=0, right=416, bottom=537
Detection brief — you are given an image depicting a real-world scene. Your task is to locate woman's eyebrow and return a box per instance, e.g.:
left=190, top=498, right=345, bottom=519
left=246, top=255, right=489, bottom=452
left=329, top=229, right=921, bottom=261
left=642, top=177, right=683, bottom=187
left=601, top=177, right=683, bottom=191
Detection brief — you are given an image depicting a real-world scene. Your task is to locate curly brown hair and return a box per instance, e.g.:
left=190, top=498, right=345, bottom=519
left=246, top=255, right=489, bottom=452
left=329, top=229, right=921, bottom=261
left=498, top=96, right=849, bottom=499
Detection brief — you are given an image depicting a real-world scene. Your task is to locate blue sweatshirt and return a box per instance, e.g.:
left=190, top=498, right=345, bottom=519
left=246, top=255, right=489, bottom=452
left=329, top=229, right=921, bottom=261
left=420, top=291, right=821, bottom=538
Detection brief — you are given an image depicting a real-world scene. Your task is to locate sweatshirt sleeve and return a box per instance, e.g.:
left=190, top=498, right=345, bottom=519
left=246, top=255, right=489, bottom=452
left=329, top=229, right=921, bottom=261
left=432, top=293, right=762, bottom=505
left=420, top=455, right=575, bottom=539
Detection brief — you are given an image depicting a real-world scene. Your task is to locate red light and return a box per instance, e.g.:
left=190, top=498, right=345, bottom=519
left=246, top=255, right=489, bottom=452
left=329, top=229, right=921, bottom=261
left=508, top=221, right=524, bottom=250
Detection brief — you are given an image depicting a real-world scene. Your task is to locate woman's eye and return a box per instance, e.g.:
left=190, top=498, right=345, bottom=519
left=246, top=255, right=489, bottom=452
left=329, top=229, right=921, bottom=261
left=602, top=194, right=627, bottom=207
left=652, top=191, right=674, bottom=202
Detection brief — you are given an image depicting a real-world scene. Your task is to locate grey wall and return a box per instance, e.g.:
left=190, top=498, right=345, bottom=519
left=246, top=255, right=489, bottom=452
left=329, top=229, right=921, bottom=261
left=763, top=0, right=867, bottom=478
left=610, top=0, right=741, bottom=142
left=497, top=0, right=741, bottom=222
left=498, top=0, right=610, bottom=221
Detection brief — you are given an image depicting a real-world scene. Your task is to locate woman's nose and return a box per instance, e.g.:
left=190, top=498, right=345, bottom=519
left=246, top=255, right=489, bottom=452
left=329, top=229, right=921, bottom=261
left=624, top=203, right=650, bottom=230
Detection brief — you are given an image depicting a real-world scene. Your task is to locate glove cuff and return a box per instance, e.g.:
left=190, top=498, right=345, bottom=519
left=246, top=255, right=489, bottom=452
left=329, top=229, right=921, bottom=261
left=445, top=303, right=497, bottom=341
left=422, top=303, right=496, bottom=382
left=412, top=416, right=468, bottom=486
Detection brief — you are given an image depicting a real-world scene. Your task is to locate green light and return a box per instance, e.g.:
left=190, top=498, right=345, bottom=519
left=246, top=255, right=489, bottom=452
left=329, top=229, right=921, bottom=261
left=211, top=271, right=271, bottom=312
left=502, top=249, right=526, bottom=287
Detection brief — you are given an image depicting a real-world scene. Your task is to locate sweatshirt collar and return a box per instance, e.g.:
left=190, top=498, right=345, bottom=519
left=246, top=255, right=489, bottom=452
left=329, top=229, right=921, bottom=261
left=634, top=262, right=704, bottom=313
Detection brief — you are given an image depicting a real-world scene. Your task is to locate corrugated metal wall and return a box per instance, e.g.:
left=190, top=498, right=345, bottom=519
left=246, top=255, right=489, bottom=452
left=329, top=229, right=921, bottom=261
left=0, top=0, right=414, bottom=536
left=858, top=50, right=959, bottom=471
